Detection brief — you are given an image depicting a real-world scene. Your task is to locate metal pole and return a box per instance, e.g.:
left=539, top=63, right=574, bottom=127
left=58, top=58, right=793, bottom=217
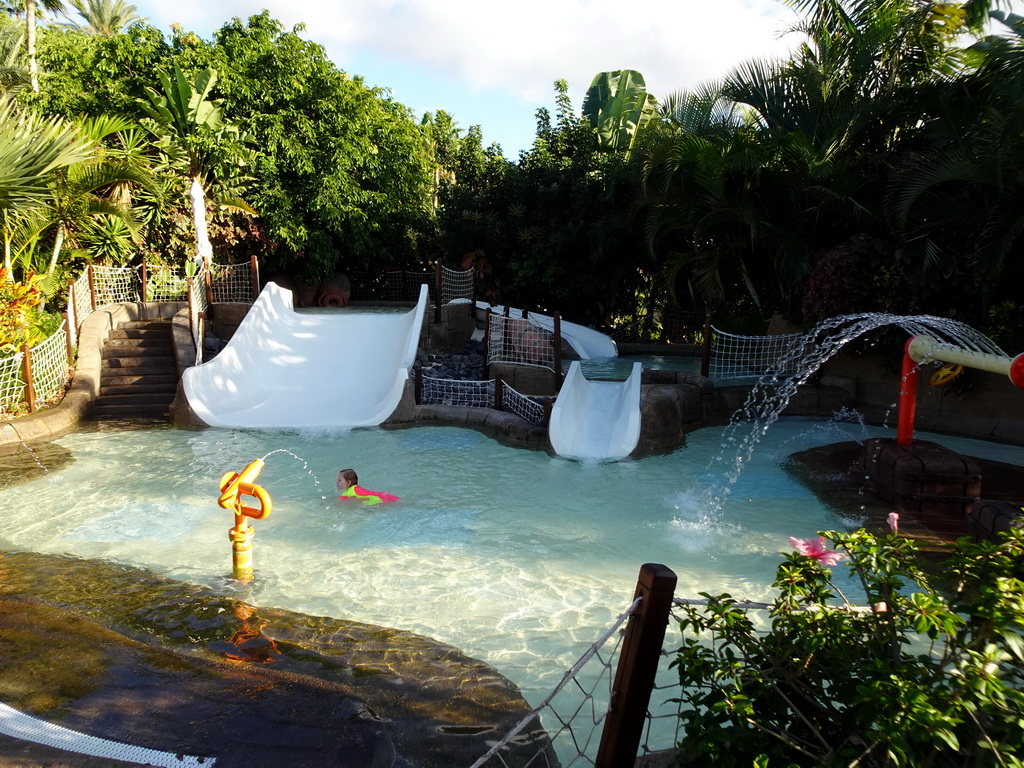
left=595, top=563, right=677, bottom=768
left=896, top=337, right=919, bottom=446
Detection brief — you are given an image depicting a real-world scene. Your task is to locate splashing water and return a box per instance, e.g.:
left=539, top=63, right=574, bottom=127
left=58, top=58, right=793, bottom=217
left=697, top=312, right=1010, bottom=522
left=259, top=448, right=333, bottom=511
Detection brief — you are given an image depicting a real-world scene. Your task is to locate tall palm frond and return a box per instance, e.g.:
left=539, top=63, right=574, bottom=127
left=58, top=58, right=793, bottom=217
left=0, top=95, right=94, bottom=211
left=60, top=0, right=140, bottom=35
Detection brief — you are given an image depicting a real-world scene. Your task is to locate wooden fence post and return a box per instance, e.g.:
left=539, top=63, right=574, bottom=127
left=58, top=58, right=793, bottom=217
left=434, top=260, right=442, bottom=323
left=66, top=278, right=78, bottom=345
left=187, top=278, right=195, bottom=340
left=415, top=367, right=423, bottom=405
left=494, top=375, right=503, bottom=411
left=250, top=255, right=260, bottom=301
left=483, top=310, right=491, bottom=380
left=140, top=262, right=148, bottom=303
left=553, top=312, right=563, bottom=390
left=542, top=398, right=553, bottom=427
left=595, top=563, right=677, bottom=768
left=62, top=312, right=74, bottom=363
left=701, top=315, right=712, bottom=378
left=87, top=264, right=96, bottom=311
left=20, top=344, right=36, bottom=413
left=205, top=267, right=214, bottom=305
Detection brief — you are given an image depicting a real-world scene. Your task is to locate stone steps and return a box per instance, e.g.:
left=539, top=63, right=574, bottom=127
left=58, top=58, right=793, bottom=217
left=89, top=320, right=177, bottom=423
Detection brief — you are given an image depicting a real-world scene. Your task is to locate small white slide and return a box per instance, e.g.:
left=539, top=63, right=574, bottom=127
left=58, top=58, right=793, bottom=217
left=183, top=282, right=427, bottom=429
left=549, top=361, right=643, bottom=461
left=475, top=302, right=617, bottom=359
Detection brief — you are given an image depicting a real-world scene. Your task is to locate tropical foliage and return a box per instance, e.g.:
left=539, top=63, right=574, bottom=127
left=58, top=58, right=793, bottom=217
left=672, top=527, right=1024, bottom=766
left=0, top=0, right=1021, bottom=343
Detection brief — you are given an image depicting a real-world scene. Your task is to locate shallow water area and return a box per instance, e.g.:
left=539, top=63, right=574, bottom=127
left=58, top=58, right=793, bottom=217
left=1, top=418, right=1017, bottom=759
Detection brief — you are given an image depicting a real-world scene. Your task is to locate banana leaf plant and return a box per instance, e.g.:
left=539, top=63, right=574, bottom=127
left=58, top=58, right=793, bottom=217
left=582, top=69, right=659, bottom=151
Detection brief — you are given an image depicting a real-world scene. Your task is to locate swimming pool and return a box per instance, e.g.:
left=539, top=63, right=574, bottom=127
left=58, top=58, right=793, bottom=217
left=2, top=418, right=1017, bottom=757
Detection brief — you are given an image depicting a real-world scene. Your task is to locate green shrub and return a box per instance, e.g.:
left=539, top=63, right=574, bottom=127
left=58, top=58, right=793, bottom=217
left=672, top=527, right=1024, bottom=767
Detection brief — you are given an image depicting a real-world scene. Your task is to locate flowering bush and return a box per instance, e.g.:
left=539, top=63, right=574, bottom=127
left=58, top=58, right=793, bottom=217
left=672, top=527, right=1024, bottom=767
left=0, top=269, right=46, bottom=355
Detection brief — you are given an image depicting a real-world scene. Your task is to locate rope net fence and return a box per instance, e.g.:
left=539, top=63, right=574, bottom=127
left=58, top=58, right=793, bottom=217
left=441, top=266, right=474, bottom=304
left=708, top=326, right=806, bottom=381
left=420, top=376, right=494, bottom=408
left=91, top=266, right=140, bottom=307
left=503, top=383, right=549, bottom=426
left=0, top=321, right=71, bottom=417
left=0, top=351, right=25, bottom=417
left=207, top=261, right=256, bottom=303
left=145, top=264, right=189, bottom=302
left=1, top=261, right=254, bottom=416
left=416, top=375, right=550, bottom=426
left=487, top=313, right=556, bottom=370
left=470, top=597, right=641, bottom=768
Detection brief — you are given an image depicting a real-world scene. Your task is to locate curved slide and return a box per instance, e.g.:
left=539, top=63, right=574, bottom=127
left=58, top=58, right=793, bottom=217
left=474, top=302, right=617, bottom=359
left=549, top=361, right=643, bottom=461
left=183, top=282, right=427, bottom=429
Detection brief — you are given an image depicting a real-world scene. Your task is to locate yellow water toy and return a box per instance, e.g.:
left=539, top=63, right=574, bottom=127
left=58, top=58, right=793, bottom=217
left=929, top=362, right=963, bottom=387
left=218, top=459, right=272, bottom=581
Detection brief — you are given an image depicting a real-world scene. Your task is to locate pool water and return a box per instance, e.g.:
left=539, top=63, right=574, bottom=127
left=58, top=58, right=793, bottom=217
left=572, top=354, right=701, bottom=380
left=1, top=419, right=1018, bottom=754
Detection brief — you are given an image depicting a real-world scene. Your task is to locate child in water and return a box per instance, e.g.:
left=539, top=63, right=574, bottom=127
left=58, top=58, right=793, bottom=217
left=337, top=468, right=399, bottom=506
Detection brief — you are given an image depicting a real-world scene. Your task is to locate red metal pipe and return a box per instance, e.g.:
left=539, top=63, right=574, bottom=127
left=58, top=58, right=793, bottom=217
left=896, top=336, right=920, bottom=446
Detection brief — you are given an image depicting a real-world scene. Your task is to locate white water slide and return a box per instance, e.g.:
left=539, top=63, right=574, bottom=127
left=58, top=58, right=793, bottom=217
left=549, top=361, right=643, bottom=462
left=183, top=282, right=427, bottom=429
left=475, top=301, right=617, bottom=359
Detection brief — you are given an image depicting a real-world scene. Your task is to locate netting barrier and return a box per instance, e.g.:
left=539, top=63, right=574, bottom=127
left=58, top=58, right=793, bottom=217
left=503, top=383, right=549, bottom=426
left=708, top=326, right=806, bottom=381
left=0, top=321, right=71, bottom=417
left=420, top=376, right=494, bottom=407
left=0, top=351, right=25, bottom=417
left=145, top=264, right=189, bottom=302
left=487, top=313, right=556, bottom=371
left=470, top=597, right=642, bottom=768
left=441, top=266, right=474, bottom=304
left=208, top=260, right=256, bottom=303
left=27, top=319, right=70, bottom=405
left=91, top=265, right=140, bottom=307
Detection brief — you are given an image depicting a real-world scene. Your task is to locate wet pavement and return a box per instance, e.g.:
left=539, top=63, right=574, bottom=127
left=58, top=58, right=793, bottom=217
left=0, top=552, right=547, bottom=768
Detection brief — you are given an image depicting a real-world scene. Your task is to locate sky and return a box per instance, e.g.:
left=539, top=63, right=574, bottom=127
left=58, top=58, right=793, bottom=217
left=117, top=1, right=1019, bottom=158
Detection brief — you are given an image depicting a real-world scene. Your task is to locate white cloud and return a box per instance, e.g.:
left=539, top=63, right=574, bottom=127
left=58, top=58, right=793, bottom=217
left=137, top=0, right=800, bottom=103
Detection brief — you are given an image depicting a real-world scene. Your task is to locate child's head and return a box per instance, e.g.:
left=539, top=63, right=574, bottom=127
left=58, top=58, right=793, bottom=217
left=337, top=468, right=358, bottom=489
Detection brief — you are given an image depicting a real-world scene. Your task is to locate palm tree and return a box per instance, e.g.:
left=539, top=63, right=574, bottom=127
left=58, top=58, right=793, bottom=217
left=24, top=0, right=65, bottom=92
left=137, top=64, right=254, bottom=265
left=39, top=114, right=154, bottom=294
left=61, top=0, right=140, bottom=36
left=0, top=15, right=29, bottom=93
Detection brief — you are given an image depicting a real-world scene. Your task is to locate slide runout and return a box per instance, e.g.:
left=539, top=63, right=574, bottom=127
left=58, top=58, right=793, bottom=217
left=183, top=282, right=427, bottom=429
left=549, top=361, right=643, bottom=462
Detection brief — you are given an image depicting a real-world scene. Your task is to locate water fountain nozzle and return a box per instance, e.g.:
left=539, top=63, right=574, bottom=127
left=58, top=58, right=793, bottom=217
left=218, top=459, right=273, bottom=582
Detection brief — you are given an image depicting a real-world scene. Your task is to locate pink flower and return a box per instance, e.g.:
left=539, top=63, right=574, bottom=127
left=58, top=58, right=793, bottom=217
left=887, top=512, right=900, bottom=532
left=789, top=536, right=847, bottom=566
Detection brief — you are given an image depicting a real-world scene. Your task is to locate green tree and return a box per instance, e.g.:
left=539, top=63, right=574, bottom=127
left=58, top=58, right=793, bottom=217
left=209, top=12, right=433, bottom=280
